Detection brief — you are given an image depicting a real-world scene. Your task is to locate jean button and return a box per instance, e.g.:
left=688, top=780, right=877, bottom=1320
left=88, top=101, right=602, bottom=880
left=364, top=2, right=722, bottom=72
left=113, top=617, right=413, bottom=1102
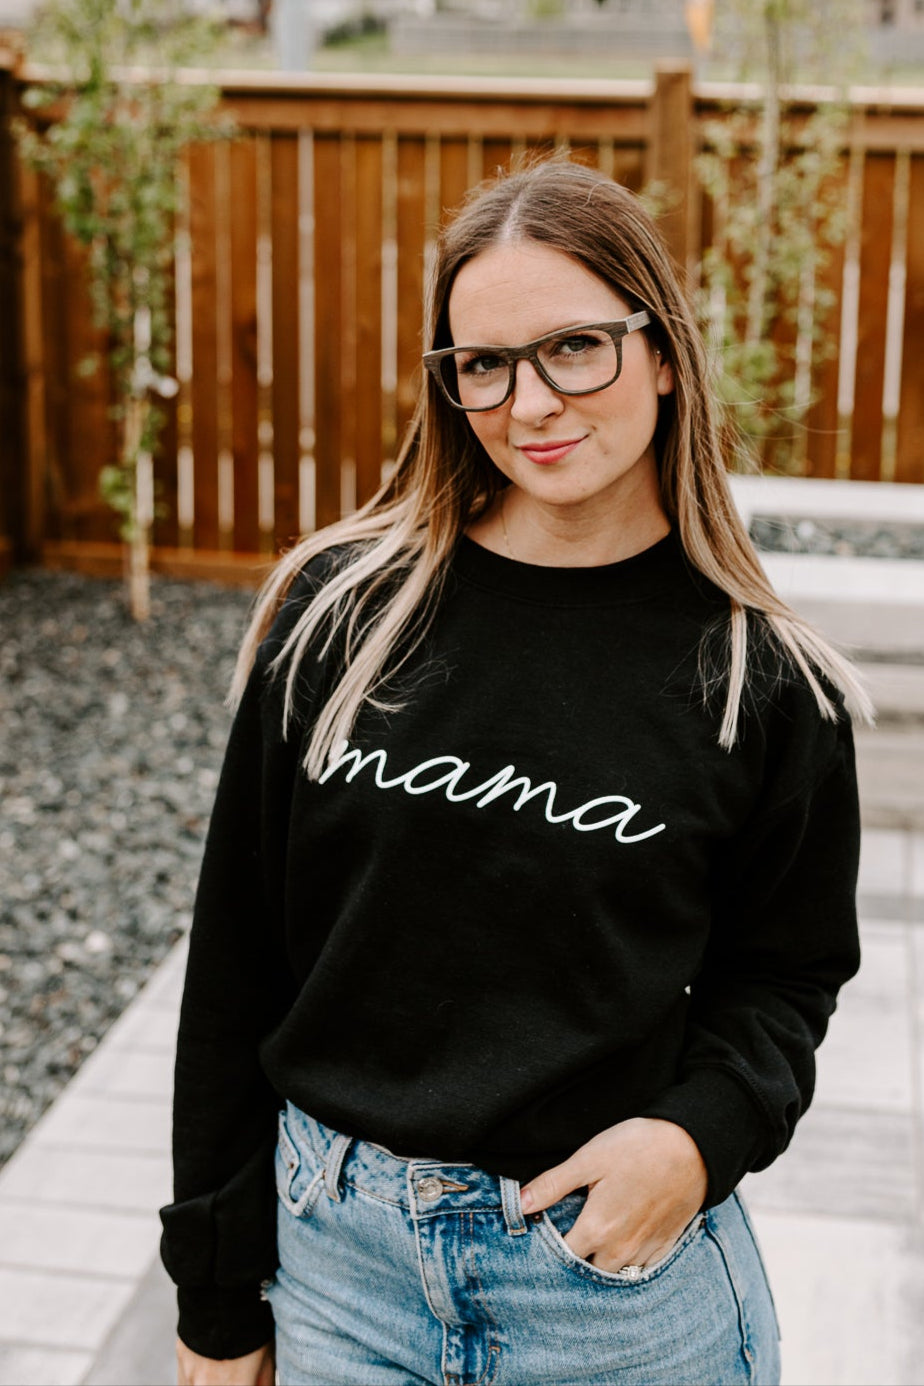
left=417, top=1176, right=443, bottom=1202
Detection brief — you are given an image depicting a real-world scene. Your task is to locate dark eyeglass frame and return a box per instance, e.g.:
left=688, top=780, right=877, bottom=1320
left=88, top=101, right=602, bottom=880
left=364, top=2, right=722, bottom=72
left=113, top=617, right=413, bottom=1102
left=422, top=311, right=653, bottom=412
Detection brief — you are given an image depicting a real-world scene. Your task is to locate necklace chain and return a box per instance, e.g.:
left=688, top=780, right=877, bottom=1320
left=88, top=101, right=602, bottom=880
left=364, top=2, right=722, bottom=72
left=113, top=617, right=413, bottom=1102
left=500, top=490, right=515, bottom=559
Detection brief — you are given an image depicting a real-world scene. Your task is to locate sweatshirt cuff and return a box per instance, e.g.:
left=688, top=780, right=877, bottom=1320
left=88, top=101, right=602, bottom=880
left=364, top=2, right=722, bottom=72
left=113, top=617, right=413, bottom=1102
left=640, top=1067, right=771, bottom=1207
left=177, top=1283, right=275, bottom=1361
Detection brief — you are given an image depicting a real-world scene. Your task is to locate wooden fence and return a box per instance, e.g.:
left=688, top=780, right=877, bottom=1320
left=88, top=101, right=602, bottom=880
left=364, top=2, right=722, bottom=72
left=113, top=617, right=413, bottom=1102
left=2, top=59, right=924, bottom=583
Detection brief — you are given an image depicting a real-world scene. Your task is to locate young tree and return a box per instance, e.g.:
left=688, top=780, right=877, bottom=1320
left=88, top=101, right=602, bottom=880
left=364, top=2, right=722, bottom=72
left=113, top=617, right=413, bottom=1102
left=699, top=0, right=866, bottom=472
left=17, top=0, right=232, bottom=618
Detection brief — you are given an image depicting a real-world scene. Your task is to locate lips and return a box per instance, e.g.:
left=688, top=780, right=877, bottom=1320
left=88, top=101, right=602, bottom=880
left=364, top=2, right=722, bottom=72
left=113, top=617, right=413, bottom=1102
left=516, top=437, right=585, bottom=466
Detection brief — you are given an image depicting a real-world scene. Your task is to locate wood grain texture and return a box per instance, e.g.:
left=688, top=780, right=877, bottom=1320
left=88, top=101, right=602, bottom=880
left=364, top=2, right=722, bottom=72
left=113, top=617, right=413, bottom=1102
left=270, top=133, right=300, bottom=546
left=229, top=138, right=261, bottom=551
left=355, top=135, right=384, bottom=506
left=188, top=142, right=220, bottom=549
left=851, top=153, right=895, bottom=481
left=896, top=154, right=924, bottom=484
left=313, top=133, right=344, bottom=531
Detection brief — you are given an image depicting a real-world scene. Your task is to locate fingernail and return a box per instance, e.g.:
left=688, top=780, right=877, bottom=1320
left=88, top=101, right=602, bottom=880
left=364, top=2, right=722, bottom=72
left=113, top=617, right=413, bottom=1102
left=520, top=1187, right=534, bottom=1213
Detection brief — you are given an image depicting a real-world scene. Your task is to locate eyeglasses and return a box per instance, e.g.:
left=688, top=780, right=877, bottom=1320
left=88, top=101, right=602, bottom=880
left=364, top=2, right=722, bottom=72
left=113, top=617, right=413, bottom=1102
left=422, top=312, right=652, bottom=412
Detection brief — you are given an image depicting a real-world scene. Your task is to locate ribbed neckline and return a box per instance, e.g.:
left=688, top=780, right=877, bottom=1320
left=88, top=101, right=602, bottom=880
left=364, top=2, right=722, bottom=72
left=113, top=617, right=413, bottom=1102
left=453, top=529, right=687, bottom=606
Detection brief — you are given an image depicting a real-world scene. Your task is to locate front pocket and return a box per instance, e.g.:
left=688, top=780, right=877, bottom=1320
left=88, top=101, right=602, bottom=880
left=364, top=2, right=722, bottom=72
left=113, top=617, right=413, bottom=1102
left=275, top=1107, right=325, bottom=1219
left=537, top=1198, right=706, bottom=1288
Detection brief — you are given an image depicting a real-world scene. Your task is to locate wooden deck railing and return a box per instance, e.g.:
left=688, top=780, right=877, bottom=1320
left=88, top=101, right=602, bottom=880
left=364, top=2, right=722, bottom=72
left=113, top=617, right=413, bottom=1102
left=3, top=60, right=924, bottom=582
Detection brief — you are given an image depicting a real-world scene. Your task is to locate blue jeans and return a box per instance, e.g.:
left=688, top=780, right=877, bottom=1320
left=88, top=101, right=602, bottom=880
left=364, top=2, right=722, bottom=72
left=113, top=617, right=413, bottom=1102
left=263, top=1105, right=781, bottom=1386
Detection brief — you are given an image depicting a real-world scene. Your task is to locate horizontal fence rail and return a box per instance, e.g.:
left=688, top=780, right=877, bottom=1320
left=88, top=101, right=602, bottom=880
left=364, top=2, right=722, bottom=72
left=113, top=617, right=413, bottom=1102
left=3, top=63, right=924, bottom=582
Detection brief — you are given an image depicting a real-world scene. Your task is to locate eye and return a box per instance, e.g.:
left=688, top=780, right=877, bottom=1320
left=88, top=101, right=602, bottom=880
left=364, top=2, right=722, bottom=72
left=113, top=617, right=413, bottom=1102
left=548, top=332, right=607, bottom=359
left=458, top=352, right=506, bottom=378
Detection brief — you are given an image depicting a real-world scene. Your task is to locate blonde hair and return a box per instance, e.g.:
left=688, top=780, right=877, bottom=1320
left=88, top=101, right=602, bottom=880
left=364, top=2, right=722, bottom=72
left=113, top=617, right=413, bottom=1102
left=231, top=157, right=873, bottom=778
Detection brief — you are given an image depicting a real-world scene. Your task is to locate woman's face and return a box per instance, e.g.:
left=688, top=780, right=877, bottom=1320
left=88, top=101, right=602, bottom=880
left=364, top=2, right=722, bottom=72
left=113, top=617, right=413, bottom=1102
left=447, top=241, right=674, bottom=532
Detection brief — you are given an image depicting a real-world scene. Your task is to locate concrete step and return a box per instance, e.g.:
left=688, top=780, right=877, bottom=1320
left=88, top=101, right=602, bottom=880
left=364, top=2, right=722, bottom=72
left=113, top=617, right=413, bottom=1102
left=855, top=724, right=924, bottom=829
left=858, top=662, right=924, bottom=724
left=760, top=553, right=924, bottom=660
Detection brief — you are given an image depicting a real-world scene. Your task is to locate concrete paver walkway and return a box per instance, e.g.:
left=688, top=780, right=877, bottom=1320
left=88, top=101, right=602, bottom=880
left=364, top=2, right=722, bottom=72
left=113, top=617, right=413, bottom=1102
left=0, top=942, right=181, bottom=1385
left=0, top=826, right=921, bottom=1385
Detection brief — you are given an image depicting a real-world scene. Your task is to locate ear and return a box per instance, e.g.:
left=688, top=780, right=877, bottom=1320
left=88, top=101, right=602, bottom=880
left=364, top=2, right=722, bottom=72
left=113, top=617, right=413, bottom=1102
left=655, top=352, right=675, bottom=397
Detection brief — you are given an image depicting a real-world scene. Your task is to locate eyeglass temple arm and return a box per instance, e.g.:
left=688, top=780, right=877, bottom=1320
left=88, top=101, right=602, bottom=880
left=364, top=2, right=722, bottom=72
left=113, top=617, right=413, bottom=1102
left=623, top=310, right=651, bottom=334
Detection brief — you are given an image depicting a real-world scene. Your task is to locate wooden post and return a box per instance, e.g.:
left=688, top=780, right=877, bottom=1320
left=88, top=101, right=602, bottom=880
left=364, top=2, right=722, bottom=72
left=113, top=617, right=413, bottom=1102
left=16, top=157, right=47, bottom=562
left=647, top=64, right=698, bottom=282
left=0, top=48, right=25, bottom=568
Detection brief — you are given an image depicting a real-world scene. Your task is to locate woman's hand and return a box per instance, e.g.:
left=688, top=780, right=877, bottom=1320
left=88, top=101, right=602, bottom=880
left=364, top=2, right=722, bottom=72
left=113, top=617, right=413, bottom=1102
left=176, top=1337, right=275, bottom=1386
left=519, top=1117, right=708, bottom=1273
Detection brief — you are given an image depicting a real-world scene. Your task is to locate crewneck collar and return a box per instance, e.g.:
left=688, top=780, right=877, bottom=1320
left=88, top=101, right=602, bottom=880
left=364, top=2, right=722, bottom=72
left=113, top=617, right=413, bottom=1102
left=453, top=529, right=687, bottom=606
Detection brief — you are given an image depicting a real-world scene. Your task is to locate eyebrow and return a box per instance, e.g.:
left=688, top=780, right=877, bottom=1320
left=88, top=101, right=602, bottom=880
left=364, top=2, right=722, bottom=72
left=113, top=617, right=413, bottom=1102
left=447, top=316, right=648, bottom=351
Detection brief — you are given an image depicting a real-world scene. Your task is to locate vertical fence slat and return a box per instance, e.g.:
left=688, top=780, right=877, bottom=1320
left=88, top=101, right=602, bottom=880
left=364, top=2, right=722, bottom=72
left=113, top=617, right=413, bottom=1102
left=339, top=134, right=359, bottom=518
left=61, top=231, right=112, bottom=543
left=804, top=163, right=849, bottom=479
left=395, top=135, right=427, bottom=458
left=0, top=59, right=22, bottom=564
left=15, top=158, right=46, bottom=558
left=564, top=140, right=599, bottom=169
left=896, top=153, right=924, bottom=484
left=612, top=148, right=645, bottom=193
left=850, top=152, right=895, bottom=482
left=188, top=141, right=220, bottom=549
left=482, top=138, right=513, bottom=181
left=39, top=190, right=65, bottom=542
left=439, top=136, right=470, bottom=227
left=152, top=380, right=180, bottom=550
left=270, top=132, right=300, bottom=547
left=229, top=137, right=260, bottom=552
left=647, top=66, right=696, bottom=276
left=313, top=132, right=344, bottom=530
left=152, top=234, right=180, bottom=549
left=355, top=134, right=384, bottom=505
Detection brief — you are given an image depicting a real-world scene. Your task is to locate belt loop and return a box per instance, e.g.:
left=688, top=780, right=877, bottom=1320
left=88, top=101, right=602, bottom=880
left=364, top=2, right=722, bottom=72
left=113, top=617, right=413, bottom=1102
left=500, top=1176, right=528, bottom=1236
left=323, top=1132, right=352, bottom=1202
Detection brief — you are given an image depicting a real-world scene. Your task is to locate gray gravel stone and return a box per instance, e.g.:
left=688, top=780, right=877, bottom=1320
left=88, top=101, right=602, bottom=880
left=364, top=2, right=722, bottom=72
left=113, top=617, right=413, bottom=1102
left=750, top=515, right=924, bottom=560
left=0, top=568, right=254, bottom=1166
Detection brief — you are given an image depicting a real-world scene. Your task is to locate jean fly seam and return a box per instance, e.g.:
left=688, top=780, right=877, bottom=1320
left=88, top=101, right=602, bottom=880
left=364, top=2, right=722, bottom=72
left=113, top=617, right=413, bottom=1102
left=463, top=1211, right=500, bottom=1332
left=462, top=1211, right=503, bottom=1386
left=408, top=1165, right=455, bottom=1336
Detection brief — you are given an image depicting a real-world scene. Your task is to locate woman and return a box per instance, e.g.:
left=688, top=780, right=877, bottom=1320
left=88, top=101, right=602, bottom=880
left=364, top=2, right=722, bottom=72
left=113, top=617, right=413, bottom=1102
left=161, top=157, right=870, bottom=1386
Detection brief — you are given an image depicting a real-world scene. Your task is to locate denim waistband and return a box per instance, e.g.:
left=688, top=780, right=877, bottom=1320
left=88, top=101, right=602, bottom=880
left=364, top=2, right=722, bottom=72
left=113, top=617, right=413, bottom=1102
left=284, top=1104, right=529, bottom=1235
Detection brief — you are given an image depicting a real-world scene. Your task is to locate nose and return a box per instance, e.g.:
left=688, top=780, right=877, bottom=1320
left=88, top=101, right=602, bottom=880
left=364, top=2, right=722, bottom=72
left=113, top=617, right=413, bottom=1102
left=508, top=358, right=564, bottom=423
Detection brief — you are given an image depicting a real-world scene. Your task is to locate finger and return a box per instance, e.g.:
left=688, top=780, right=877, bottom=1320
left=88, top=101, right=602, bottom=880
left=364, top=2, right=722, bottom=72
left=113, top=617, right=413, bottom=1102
left=520, top=1152, right=589, bottom=1214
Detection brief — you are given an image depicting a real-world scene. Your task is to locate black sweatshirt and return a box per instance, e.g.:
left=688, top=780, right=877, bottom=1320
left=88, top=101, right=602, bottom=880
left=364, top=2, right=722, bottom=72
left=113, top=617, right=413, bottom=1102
left=160, top=531, right=861, bottom=1358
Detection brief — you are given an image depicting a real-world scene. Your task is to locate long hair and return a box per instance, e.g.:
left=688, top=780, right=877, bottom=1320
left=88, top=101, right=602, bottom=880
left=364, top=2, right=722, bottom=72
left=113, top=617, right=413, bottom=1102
left=231, top=156, right=873, bottom=777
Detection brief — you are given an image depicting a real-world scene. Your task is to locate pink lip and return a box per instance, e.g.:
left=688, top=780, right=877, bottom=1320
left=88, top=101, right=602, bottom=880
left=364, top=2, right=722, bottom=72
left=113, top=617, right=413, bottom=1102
left=517, top=437, right=584, bottom=466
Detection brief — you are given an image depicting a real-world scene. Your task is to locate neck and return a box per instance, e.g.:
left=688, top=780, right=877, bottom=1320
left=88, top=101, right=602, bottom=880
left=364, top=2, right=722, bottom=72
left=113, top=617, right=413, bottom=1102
left=494, top=481, right=670, bottom=568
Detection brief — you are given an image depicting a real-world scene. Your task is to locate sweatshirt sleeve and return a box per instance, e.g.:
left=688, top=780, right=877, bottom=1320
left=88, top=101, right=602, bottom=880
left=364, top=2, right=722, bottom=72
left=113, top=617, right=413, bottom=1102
left=159, top=583, right=315, bottom=1359
left=641, top=690, right=861, bottom=1207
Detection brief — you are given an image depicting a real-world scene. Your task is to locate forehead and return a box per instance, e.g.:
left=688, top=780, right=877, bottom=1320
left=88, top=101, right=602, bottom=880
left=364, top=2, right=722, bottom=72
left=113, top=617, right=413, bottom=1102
left=447, top=241, right=630, bottom=344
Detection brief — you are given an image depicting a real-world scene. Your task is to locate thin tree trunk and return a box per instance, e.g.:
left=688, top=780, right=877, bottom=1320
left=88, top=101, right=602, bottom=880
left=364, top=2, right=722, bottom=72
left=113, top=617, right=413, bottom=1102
left=123, top=390, right=151, bottom=622
left=745, top=3, right=783, bottom=349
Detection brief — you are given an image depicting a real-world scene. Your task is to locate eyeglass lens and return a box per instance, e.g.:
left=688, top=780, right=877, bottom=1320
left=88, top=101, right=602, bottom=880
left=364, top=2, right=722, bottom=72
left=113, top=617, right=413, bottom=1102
left=440, top=328, right=621, bottom=409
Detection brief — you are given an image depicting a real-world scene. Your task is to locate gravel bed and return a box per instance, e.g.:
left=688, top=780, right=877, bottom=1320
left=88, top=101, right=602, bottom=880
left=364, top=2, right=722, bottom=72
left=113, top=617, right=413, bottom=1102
left=0, top=568, right=254, bottom=1167
left=749, top=515, right=924, bottom=560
